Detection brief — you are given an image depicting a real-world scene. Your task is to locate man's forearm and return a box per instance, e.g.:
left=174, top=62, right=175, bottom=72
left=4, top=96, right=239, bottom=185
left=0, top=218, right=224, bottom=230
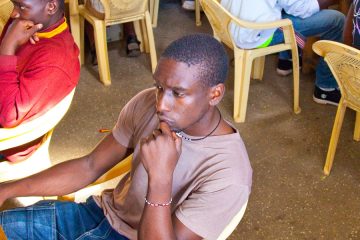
left=139, top=177, right=175, bottom=240
left=0, top=156, right=99, bottom=201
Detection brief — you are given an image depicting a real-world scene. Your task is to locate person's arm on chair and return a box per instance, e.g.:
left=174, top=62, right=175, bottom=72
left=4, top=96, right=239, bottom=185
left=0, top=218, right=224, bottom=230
left=317, top=0, right=338, bottom=9
left=0, top=133, right=132, bottom=206
left=343, top=3, right=355, bottom=46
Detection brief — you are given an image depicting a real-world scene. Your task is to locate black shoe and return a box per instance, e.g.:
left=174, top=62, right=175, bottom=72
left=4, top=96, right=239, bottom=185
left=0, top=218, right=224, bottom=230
left=276, top=56, right=302, bottom=76
left=126, top=36, right=141, bottom=58
left=313, top=86, right=341, bottom=106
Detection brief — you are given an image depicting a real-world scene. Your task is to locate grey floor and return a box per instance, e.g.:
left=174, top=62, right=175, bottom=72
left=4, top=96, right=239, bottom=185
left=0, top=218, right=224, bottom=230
left=6, top=1, right=360, bottom=239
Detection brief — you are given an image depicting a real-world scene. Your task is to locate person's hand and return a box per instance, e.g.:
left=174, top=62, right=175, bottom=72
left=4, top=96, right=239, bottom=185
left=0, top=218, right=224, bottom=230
left=140, top=122, right=182, bottom=181
left=0, top=17, right=42, bottom=55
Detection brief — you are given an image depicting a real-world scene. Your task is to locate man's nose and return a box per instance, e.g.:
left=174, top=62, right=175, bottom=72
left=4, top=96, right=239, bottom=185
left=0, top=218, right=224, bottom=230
left=156, top=92, right=171, bottom=113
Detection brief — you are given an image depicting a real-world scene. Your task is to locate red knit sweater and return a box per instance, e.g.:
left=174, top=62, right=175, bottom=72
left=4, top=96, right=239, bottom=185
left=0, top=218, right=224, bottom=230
left=0, top=17, right=80, bottom=161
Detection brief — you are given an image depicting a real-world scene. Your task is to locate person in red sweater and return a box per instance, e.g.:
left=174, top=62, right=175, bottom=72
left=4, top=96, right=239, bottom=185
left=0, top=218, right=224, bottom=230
left=0, top=0, right=80, bottom=162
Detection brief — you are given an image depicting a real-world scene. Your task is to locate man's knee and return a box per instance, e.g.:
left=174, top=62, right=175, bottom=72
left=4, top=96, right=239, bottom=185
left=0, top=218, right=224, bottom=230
left=322, top=9, right=345, bottom=30
left=0, top=201, right=56, bottom=239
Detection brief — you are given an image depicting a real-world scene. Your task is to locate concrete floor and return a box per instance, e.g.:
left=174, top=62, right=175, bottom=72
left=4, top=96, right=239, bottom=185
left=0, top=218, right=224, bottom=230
left=5, top=1, right=360, bottom=239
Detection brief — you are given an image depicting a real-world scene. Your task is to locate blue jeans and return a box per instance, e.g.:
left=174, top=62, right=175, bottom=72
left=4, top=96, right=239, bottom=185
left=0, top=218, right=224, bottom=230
left=270, top=9, right=345, bottom=89
left=0, top=197, right=129, bottom=240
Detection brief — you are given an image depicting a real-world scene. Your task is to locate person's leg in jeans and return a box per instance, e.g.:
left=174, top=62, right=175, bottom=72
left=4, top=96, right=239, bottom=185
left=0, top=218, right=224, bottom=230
left=282, top=10, right=345, bottom=89
left=0, top=197, right=128, bottom=240
left=270, top=9, right=345, bottom=105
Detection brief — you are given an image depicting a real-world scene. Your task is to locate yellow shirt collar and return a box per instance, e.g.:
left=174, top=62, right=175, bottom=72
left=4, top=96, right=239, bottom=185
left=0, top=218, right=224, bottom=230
left=36, top=18, right=68, bottom=39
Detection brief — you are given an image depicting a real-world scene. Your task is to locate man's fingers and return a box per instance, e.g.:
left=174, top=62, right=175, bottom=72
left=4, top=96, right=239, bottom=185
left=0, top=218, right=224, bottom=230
left=152, top=129, right=162, bottom=138
left=29, top=37, right=35, bottom=44
left=35, top=23, right=43, bottom=31
left=172, top=132, right=182, bottom=153
left=159, top=122, right=172, bottom=136
left=28, top=23, right=42, bottom=36
left=33, top=35, right=39, bottom=42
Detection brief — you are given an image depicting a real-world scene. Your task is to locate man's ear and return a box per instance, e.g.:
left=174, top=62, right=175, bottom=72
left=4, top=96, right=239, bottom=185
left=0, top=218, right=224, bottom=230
left=46, top=0, right=59, bottom=15
left=209, top=83, right=225, bottom=106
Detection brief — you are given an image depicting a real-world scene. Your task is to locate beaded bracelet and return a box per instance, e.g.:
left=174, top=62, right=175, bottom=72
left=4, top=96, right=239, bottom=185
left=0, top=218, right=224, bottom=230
left=144, top=197, right=172, bottom=207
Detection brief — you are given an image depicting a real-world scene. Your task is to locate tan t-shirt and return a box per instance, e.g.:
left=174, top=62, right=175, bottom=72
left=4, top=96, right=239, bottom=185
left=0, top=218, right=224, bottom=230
left=94, top=88, right=252, bottom=240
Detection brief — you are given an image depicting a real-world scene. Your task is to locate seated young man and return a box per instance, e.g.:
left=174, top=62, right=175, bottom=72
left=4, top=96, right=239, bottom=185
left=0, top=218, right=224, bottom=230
left=0, top=0, right=80, bottom=161
left=221, top=0, right=345, bottom=106
left=0, top=34, right=252, bottom=240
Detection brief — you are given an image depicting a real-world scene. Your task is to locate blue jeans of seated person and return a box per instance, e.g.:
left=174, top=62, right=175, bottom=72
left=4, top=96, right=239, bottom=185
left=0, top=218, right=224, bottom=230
left=0, top=197, right=129, bottom=240
left=270, top=9, right=345, bottom=89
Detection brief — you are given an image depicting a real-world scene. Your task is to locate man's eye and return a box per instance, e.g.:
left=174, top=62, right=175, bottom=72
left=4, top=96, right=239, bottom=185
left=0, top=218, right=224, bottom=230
left=20, top=5, right=25, bottom=10
left=155, top=85, right=163, bottom=91
left=173, top=91, right=184, bottom=97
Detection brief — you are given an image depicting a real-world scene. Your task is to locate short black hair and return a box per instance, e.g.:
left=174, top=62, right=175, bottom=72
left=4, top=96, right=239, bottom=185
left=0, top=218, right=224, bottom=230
left=161, top=33, right=229, bottom=87
left=58, top=0, right=65, bottom=12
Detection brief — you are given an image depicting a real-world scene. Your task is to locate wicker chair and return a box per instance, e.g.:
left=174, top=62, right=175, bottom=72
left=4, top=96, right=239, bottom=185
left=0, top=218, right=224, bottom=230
left=313, top=40, right=360, bottom=176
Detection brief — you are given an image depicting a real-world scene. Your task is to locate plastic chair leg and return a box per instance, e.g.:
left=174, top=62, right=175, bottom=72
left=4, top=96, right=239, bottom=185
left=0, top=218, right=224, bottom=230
left=195, top=0, right=202, bottom=26
left=233, top=50, right=252, bottom=123
left=140, top=19, right=150, bottom=53
left=69, top=12, right=84, bottom=65
left=93, top=20, right=111, bottom=86
left=80, top=17, right=85, bottom=65
left=134, top=20, right=144, bottom=53
left=324, top=101, right=347, bottom=175
left=354, top=111, right=360, bottom=141
left=150, top=0, right=159, bottom=27
left=291, top=47, right=301, bottom=114
left=145, top=11, right=158, bottom=73
left=251, top=56, right=265, bottom=80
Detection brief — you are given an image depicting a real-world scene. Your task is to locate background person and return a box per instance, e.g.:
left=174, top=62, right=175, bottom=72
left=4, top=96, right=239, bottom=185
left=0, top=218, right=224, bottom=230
left=0, top=0, right=80, bottom=162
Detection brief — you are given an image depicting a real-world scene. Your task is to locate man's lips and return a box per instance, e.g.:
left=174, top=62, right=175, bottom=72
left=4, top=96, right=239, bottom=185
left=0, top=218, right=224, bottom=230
left=158, top=116, right=173, bottom=125
left=158, top=116, right=179, bottom=131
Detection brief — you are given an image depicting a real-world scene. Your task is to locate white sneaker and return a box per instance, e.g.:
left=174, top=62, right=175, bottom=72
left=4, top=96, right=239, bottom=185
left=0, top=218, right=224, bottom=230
left=182, top=0, right=195, bottom=11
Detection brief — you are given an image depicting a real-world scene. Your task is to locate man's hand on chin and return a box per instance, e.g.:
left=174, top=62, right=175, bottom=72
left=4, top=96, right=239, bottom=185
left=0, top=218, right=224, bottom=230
left=0, top=18, right=43, bottom=55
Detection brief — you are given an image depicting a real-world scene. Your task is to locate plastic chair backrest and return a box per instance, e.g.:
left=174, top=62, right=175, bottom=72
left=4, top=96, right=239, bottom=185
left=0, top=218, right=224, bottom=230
left=95, top=0, right=147, bottom=22
left=0, top=89, right=76, bottom=151
left=313, top=40, right=360, bottom=112
left=199, top=0, right=232, bottom=48
left=0, top=0, right=13, bottom=33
